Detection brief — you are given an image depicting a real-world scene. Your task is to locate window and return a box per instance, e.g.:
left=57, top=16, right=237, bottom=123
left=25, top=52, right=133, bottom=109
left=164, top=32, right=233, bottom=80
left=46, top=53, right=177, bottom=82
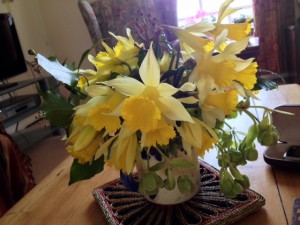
left=177, top=0, right=254, bottom=27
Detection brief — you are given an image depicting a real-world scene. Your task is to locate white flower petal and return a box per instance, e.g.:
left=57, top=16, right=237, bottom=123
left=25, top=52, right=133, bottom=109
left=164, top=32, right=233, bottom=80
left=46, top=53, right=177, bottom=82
left=139, top=42, right=160, bottom=86
left=214, top=29, right=228, bottom=49
left=158, top=96, right=193, bottom=122
left=179, top=96, right=199, bottom=104
left=157, top=83, right=178, bottom=96
left=233, top=81, right=246, bottom=97
left=180, top=82, right=196, bottom=92
left=103, top=77, right=145, bottom=96
left=185, top=22, right=215, bottom=33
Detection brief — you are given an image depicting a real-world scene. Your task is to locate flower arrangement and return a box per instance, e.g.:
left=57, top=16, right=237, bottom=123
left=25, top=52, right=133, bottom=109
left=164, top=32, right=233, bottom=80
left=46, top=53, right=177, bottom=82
left=35, top=0, right=280, bottom=199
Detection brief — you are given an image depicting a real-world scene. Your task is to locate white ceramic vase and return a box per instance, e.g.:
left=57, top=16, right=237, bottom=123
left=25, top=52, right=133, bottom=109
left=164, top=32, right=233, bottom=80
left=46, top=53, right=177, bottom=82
left=136, top=147, right=200, bottom=205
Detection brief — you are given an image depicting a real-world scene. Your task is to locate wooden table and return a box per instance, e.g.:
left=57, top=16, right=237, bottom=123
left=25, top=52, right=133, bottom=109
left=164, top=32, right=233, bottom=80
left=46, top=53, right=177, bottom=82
left=1, top=84, right=300, bottom=225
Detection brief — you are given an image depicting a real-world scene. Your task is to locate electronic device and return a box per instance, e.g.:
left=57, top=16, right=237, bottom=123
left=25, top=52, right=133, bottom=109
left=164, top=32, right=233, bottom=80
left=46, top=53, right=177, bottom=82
left=0, top=13, right=27, bottom=86
left=264, top=105, right=300, bottom=169
left=0, top=94, right=41, bottom=123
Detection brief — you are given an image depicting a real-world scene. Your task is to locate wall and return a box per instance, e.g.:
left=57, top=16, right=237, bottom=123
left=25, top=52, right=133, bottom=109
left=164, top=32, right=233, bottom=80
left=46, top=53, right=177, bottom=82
left=0, top=0, right=53, bottom=133
left=37, top=0, right=93, bottom=68
left=1, top=0, right=94, bottom=133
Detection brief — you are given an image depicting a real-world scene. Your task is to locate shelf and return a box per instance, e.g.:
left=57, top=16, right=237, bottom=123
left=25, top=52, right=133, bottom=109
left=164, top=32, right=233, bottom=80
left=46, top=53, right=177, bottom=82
left=0, top=77, right=45, bottom=96
left=12, top=125, right=60, bottom=151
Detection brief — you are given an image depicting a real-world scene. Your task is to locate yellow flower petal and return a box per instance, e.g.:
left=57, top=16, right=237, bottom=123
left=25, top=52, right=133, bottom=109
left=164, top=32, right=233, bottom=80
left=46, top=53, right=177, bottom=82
left=235, top=62, right=258, bottom=90
left=158, top=96, right=193, bottom=122
left=141, top=118, right=176, bottom=147
left=157, top=83, right=178, bottom=96
left=139, top=42, right=160, bottom=87
left=121, top=96, right=161, bottom=132
left=103, top=76, right=145, bottom=96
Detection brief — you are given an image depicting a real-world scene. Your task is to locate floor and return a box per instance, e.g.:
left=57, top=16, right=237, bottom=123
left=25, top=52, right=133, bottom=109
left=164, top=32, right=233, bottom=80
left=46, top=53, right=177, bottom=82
left=24, top=132, right=68, bottom=183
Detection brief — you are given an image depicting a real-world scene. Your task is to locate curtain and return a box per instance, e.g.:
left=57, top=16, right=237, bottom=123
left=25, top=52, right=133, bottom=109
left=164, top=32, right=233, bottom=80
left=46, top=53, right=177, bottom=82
left=253, top=0, right=295, bottom=73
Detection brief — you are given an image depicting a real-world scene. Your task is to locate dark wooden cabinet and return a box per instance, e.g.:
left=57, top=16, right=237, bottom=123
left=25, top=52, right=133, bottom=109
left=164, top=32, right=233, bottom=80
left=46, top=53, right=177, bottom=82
left=286, top=25, right=300, bottom=84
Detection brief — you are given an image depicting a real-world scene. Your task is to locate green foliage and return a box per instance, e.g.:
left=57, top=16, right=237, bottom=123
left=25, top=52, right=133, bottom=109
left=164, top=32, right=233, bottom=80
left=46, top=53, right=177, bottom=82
left=164, top=168, right=176, bottom=190
left=177, top=175, right=195, bottom=194
left=169, top=158, right=195, bottom=168
left=69, top=156, right=105, bottom=185
left=253, top=77, right=278, bottom=91
left=39, top=89, right=74, bottom=128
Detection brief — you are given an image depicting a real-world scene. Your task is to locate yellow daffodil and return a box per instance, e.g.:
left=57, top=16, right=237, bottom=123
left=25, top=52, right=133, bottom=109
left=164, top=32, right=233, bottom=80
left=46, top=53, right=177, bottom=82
left=211, top=0, right=251, bottom=41
left=176, top=117, right=218, bottom=157
left=78, top=28, right=140, bottom=90
left=102, top=43, right=193, bottom=147
left=106, top=127, right=138, bottom=173
left=66, top=122, right=102, bottom=164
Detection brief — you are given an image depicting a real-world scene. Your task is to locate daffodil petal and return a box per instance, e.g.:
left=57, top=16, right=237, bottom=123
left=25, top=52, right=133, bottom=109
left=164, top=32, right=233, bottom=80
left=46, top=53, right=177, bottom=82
left=94, top=135, right=118, bottom=159
left=214, top=29, right=228, bottom=49
left=179, top=96, right=199, bottom=104
left=139, top=42, right=160, bottom=87
left=180, top=82, right=196, bottom=92
left=103, top=77, right=145, bottom=96
left=157, top=83, right=178, bottom=96
left=158, top=96, right=193, bottom=122
left=85, top=85, right=114, bottom=97
left=223, top=37, right=250, bottom=55
left=185, top=22, right=215, bottom=33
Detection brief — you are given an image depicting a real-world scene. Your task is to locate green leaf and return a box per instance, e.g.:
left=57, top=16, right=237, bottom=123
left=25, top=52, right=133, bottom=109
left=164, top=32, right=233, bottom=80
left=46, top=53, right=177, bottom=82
left=77, top=40, right=102, bottom=69
left=149, top=162, right=165, bottom=172
left=253, top=77, right=278, bottom=91
left=40, top=90, right=74, bottom=128
left=141, top=172, right=157, bottom=192
left=164, top=168, right=175, bottom=190
left=177, top=175, right=192, bottom=194
left=69, top=156, right=105, bottom=185
left=36, top=54, right=78, bottom=87
left=170, top=158, right=195, bottom=168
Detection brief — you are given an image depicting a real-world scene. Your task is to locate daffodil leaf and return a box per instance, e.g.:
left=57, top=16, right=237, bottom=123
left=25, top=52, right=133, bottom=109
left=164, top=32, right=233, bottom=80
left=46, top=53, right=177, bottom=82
left=69, top=156, right=104, bottom=185
left=170, top=158, right=195, bottom=168
left=37, top=53, right=78, bottom=87
left=39, top=89, right=74, bottom=128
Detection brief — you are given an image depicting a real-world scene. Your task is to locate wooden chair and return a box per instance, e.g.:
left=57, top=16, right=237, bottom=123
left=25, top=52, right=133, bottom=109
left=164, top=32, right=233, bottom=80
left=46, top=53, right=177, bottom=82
left=78, top=0, right=178, bottom=52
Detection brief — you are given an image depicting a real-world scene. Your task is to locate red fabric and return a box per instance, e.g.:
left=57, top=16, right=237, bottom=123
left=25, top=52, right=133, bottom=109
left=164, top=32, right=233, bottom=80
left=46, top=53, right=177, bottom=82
left=0, top=123, right=35, bottom=217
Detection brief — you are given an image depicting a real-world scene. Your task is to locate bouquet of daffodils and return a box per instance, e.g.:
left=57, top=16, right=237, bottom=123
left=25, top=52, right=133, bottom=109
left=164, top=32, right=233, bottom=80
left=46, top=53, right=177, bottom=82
left=35, top=0, right=279, bottom=198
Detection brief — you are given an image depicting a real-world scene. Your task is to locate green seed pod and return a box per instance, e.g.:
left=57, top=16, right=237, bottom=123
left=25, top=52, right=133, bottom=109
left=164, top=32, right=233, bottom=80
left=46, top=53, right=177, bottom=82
left=258, top=116, right=270, bottom=131
left=245, top=124, right=259, bottom=145
left=229, top=165, right=243, bottom=180
left=237, top=175, right=250, bottom=189
left=258, top=130, right=278, bottom=146
left=233, top=180, right=244, bottom=195
left=245, top=147, right=258, bottom=161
